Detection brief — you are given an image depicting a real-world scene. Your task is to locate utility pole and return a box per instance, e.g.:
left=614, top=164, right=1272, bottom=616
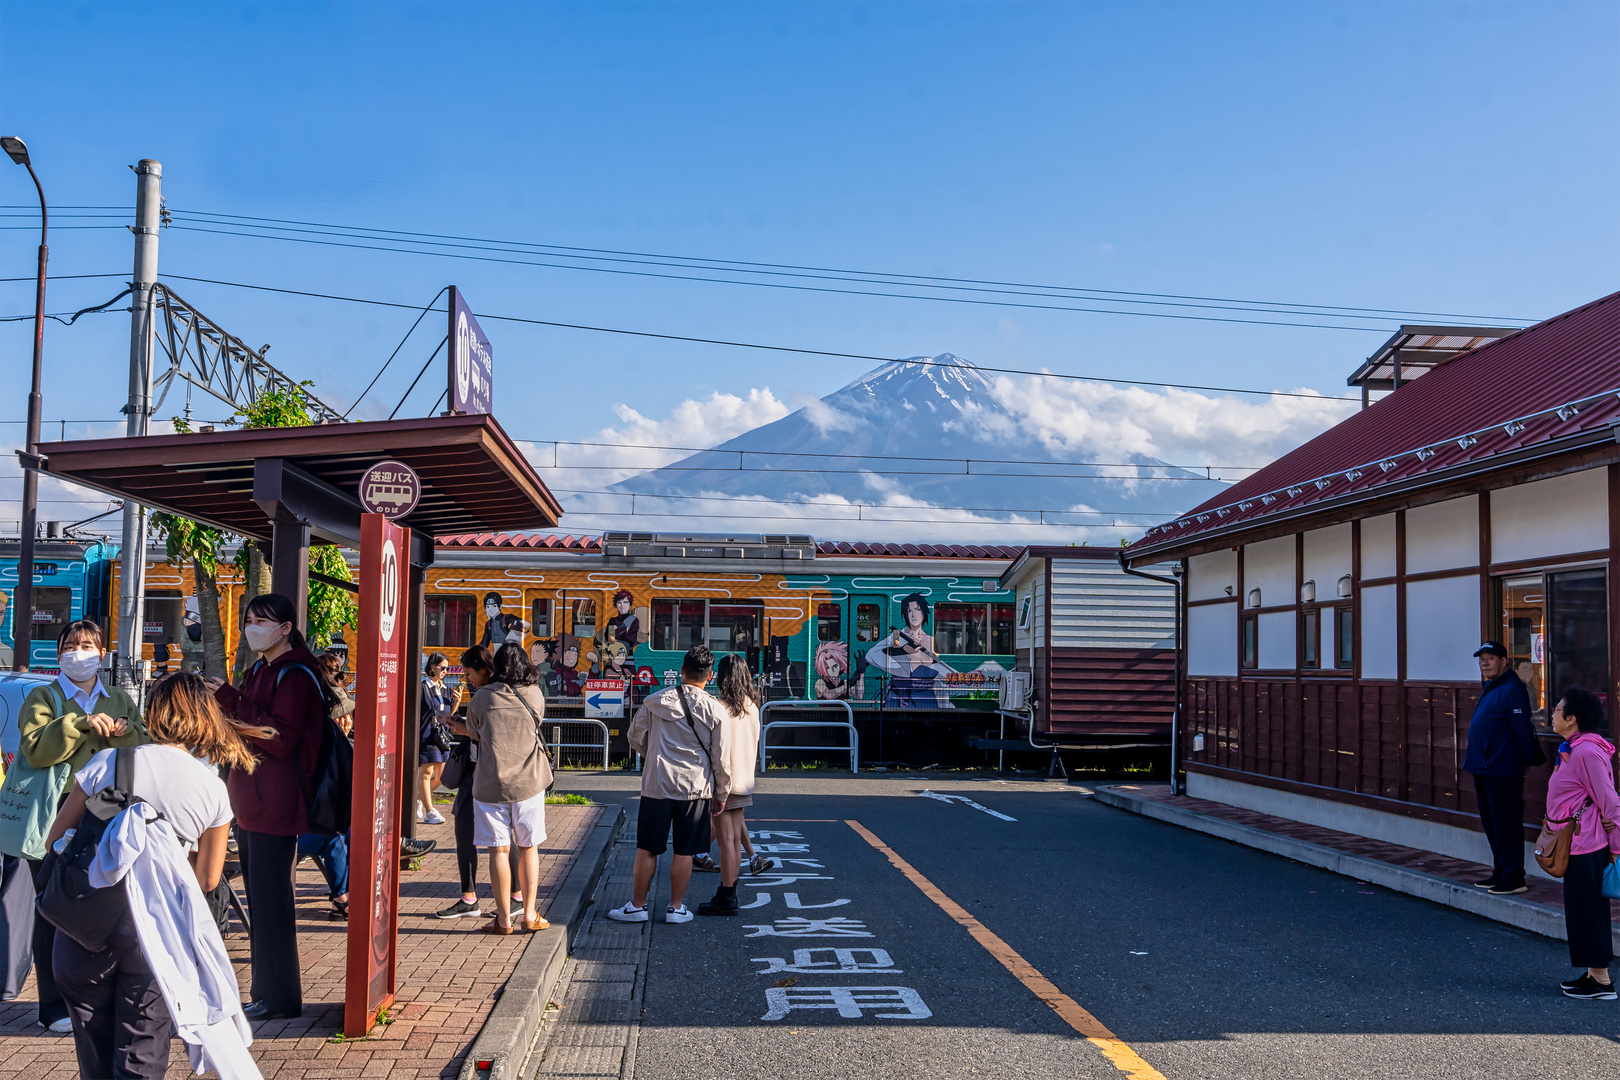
left=1, top=136, right=46, bottom=672
left=115, top=160, right=160, bottom=696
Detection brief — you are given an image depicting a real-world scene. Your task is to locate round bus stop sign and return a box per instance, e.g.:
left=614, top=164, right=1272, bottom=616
left=358, top=460, right=421, bottom=519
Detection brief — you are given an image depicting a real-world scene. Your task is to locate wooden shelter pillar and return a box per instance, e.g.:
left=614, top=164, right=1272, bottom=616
left=270, top=521, right=311, bottom=633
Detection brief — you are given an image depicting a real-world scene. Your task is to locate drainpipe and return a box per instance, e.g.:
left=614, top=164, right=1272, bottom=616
left=1118, top=550, right=1184, bottom=795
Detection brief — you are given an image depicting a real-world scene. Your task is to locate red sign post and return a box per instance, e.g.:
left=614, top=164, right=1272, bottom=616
left=345, top=513, right=410, bottom=1036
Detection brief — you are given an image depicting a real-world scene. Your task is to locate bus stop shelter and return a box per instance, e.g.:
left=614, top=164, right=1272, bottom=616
left=32, top=412, right=564, bottom=841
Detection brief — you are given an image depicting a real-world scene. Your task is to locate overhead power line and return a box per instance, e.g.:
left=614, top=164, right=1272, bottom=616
left=157, top=273, right=1362, bottom=401
left=550, top=487, right=1171, bottom=521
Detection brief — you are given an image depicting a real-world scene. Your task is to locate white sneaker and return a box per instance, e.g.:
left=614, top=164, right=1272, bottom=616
left=415, top=802, right=425, bottom=822
left=423, top=809, right=446, bottom=825
left=47, top=1017, right=72, bottom=1034
left=665, top=904, right=694, bottom=924
left=606, top=902, right=649, bottom=923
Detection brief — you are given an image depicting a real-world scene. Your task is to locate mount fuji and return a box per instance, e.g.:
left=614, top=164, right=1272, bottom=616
left=607, top=354, right=1229, bottom=537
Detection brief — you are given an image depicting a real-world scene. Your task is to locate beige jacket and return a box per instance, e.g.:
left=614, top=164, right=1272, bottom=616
left=467, top=683, right=553, bottom=804
left=720, top=701, right=760, bottom=802
left=628, top=684, right=731, bottom=804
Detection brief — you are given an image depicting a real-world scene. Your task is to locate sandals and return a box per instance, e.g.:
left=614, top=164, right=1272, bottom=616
left=522, top=916, right=550, bottom=932
left=748, top=854, right=774, bottom=876
left=330, top=898, right=349, bottom=920
left=482, top=918, right=515, bottom=936
left=692, top=853, right=721, bottom=873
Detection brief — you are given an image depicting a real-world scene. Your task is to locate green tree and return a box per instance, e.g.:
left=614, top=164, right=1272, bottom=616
left=149, top=511, right=229, bottom=679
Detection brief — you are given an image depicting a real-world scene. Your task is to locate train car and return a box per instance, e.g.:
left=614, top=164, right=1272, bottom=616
left=106, top=542, right=250, bottom=675
left=0, top=538, right=118, bottom=671
left=430, top=532, right=1027, bottom=765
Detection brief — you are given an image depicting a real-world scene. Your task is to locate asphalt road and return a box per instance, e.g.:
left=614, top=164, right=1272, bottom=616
left=554, top=775, right=1620, bottom=1080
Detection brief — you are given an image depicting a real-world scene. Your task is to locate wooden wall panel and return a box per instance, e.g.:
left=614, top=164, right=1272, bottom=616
left=1043, top=647, right=1176, bottom=736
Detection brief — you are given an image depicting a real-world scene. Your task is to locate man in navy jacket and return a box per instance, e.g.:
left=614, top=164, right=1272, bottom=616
left=1462, top=641, right=1543, bottom=895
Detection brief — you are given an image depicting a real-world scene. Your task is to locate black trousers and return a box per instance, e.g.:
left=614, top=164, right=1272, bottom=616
left=1473, top=773, right=1526, bottom=888
left=452, top=785, right=519, bottom=896
left=239, top=830, right=302, bottom=1015
left=26, top=857, right=68, bottom=1025
left=54, top=931, right=173, bottom=1080
left=1564, top=849, right=1615, bottom=970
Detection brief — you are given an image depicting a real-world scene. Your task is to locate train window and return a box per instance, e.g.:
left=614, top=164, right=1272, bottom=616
left=933, top=603, right=987, bottom=654
left=32, top=586, right=73, bottom=649
left=855, top=603, right=882, bottom=643
left=817, top=603, right=842, bottom=642
left=989, top=603, right=1014, bottom=654
left=530, top=599, right=551, bottom=638
left=652, top=600, right=704, bottom=651
left=709, top=602, right=763, bottom=654
left=570, top=598, right=597, bottom=642
left=424, top=595, right=477, bottom=648
left=144, top=590, right=185, bottom=645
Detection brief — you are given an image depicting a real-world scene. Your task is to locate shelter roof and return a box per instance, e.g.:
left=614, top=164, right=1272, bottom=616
left=37, top=415, right=562, bottom=544
left=1127, top=290, right=1620, bottom=560
left=1346, top=325, right=1520, bottom=390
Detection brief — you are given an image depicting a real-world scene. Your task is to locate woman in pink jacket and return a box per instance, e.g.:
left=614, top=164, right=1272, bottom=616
left=1546, top=686, right=1620, bottom=1000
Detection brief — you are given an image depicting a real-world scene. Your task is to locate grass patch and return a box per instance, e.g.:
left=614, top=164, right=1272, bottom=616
left=546, top=793, right=591, bottom=805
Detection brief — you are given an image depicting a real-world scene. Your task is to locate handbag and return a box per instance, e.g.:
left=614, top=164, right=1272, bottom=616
left=441, top=738, right=474, bottom=790
left=0, top=684, right=74, bottom=862
left=1534, top=802, right=1587, bottom=878
left=1603, top=858, right=1620, bottom=902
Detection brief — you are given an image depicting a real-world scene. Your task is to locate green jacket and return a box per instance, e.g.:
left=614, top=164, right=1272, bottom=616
left=20, top=681, right=147, bottom=773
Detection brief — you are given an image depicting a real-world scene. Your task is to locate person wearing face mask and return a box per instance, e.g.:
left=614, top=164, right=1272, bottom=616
left=14, top=620, right=147, bottom=1033
left=205, top=592, right=327, bottom=1022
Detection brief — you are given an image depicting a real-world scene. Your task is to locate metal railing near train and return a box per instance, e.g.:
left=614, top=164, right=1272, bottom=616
left=758, top=700, right=858, bottom=773
left=543, top=719, right=611, bottom=771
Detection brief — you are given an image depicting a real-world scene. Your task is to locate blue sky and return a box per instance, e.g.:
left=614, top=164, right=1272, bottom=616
left=1, top=1, right=1616, bottom=534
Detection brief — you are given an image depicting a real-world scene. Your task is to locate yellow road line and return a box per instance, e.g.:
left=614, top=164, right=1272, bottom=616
left=845, top=819, right=1167, bottom=1080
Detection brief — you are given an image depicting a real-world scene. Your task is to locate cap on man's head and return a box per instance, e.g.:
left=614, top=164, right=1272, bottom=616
left=1473, top=641, right=1508, bottom=658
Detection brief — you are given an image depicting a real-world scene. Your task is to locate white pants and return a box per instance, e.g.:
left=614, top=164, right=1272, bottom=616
left=472, top=792, right=548, bottom=848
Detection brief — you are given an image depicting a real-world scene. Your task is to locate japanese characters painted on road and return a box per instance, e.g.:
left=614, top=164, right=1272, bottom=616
left=357, top=460, right=421, bottom=520
left=345, top=514, right=411, bottom=1038
left=582, top=678, right=625, bottom=719
left=448, top=285, right=493, bottom=415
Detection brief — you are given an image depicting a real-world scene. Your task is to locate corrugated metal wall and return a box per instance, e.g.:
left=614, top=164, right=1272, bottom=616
left=1050, top=559, right=1176, bottom=649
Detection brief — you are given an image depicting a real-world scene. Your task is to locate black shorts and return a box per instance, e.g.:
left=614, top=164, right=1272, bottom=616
left=637, top=797, right=711, bottom=857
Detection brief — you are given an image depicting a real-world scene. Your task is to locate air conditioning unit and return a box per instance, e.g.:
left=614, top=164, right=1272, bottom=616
left=999, top=671, right=1032, bottom=711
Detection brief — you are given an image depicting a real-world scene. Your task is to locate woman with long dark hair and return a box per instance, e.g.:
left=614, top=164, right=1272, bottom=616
left=206, top=592, right=328, bottom=1021
left=47, top=673, right=269, bottom=1078
left=698, top=654, right=762, bottom=917
left=465, top=644, right=553, bottom=934
left=435, top=647, right=521, bottom=921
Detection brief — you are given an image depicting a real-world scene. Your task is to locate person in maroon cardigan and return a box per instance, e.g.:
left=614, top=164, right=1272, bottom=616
left=206, top=592, right=326, bottom=1022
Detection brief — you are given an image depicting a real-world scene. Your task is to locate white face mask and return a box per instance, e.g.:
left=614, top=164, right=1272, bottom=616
left=243, top=622, right=287, bottom=654
left=59, top=649, right=101, bottom=683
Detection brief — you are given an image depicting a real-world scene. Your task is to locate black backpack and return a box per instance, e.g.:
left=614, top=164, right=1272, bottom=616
left=275, top=663, right=353, bottom=836
left=36, top=747, right=155, bottom=953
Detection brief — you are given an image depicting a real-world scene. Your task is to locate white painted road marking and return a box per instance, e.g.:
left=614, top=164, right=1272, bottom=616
left=744, top=917, right=874, bottom=938
left=754, top=949, right=902, bottom=975
left=917, top=789, right=1017, bottom=821
left=784, top=892, right=850, bottom=909
left=762, top=986, right=932, bottom=1021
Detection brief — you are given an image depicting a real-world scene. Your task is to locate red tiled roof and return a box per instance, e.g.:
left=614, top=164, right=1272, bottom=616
left=1128, top=291, right=1620, bottom=557
left=436, top=533, right=601, bottom=550
left=435, top=534, right=1022, bottom=559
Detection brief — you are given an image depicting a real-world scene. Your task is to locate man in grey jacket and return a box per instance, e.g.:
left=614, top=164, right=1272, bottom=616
left=608, top=646, right=732, bottom=924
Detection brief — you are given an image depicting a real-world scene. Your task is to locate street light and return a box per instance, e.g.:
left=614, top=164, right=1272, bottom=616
left=4, top=136, right=46, bottom=671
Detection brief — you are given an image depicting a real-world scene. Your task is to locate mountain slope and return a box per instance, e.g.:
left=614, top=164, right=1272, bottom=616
left=608, top=354, right=1227, bottom=529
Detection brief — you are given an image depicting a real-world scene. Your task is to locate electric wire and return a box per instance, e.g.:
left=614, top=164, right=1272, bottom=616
left=548, top=487, right=1171, bottom=520
left=345, top=285, right=449, bottom=418
left=156, top=273, right=1361, bottom=401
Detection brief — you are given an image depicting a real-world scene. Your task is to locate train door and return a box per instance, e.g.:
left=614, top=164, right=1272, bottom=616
left=848, top=595, right=888, bottom=704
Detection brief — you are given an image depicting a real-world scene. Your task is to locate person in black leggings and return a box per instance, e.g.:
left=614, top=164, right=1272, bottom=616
left=433, top=646, right=519, bottom=921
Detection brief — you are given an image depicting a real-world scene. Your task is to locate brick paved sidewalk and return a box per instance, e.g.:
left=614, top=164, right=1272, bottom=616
left=1109, top=783, right=1569, bottom=908
left=0, top=799, right=606, bottom=1080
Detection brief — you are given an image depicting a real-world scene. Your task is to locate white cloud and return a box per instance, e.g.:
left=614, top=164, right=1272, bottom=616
left=524, top=387, right=789, bottom=489
left=794, top=393, right=861, bottom=435
left=960, top=374, right=1355, bottom=474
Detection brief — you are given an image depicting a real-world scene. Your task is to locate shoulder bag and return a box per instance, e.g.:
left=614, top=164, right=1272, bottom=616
left=508, top=685, right=556, bottom=794
left=0, top=684, right=74, bottom=862
left=1534, top=801, right=1588, bottom=878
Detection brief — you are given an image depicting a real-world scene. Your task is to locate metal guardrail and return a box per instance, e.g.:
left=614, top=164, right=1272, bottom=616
left=544, top=719, right=611, bottom=771
left=759, top=699, right=858, bottom=773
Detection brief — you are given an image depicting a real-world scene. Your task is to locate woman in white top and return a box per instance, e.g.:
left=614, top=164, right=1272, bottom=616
left=696, top=655, right=762, bottom=917
left=45, top=673, right=271, bottom=1080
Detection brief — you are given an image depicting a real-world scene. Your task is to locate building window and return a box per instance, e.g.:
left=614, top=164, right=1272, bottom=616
left=1334, top=606, right=1354, bottom=670
left=1241, top=613, right=1258, bottom=669
left=1501, top=568, right=1609, bottom=731
left=530, top=598, right=551, bottom=638
left=1301, top=608, right=1319, bottom=669
left=816, top=603, right=842, bottom=642
left=424, top=595, right=477, bottom=648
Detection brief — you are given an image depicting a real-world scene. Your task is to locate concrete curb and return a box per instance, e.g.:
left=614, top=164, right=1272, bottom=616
left=1092, top=785, right=1620, bottom=954
left=457, top=804, right=627, bottom=1080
